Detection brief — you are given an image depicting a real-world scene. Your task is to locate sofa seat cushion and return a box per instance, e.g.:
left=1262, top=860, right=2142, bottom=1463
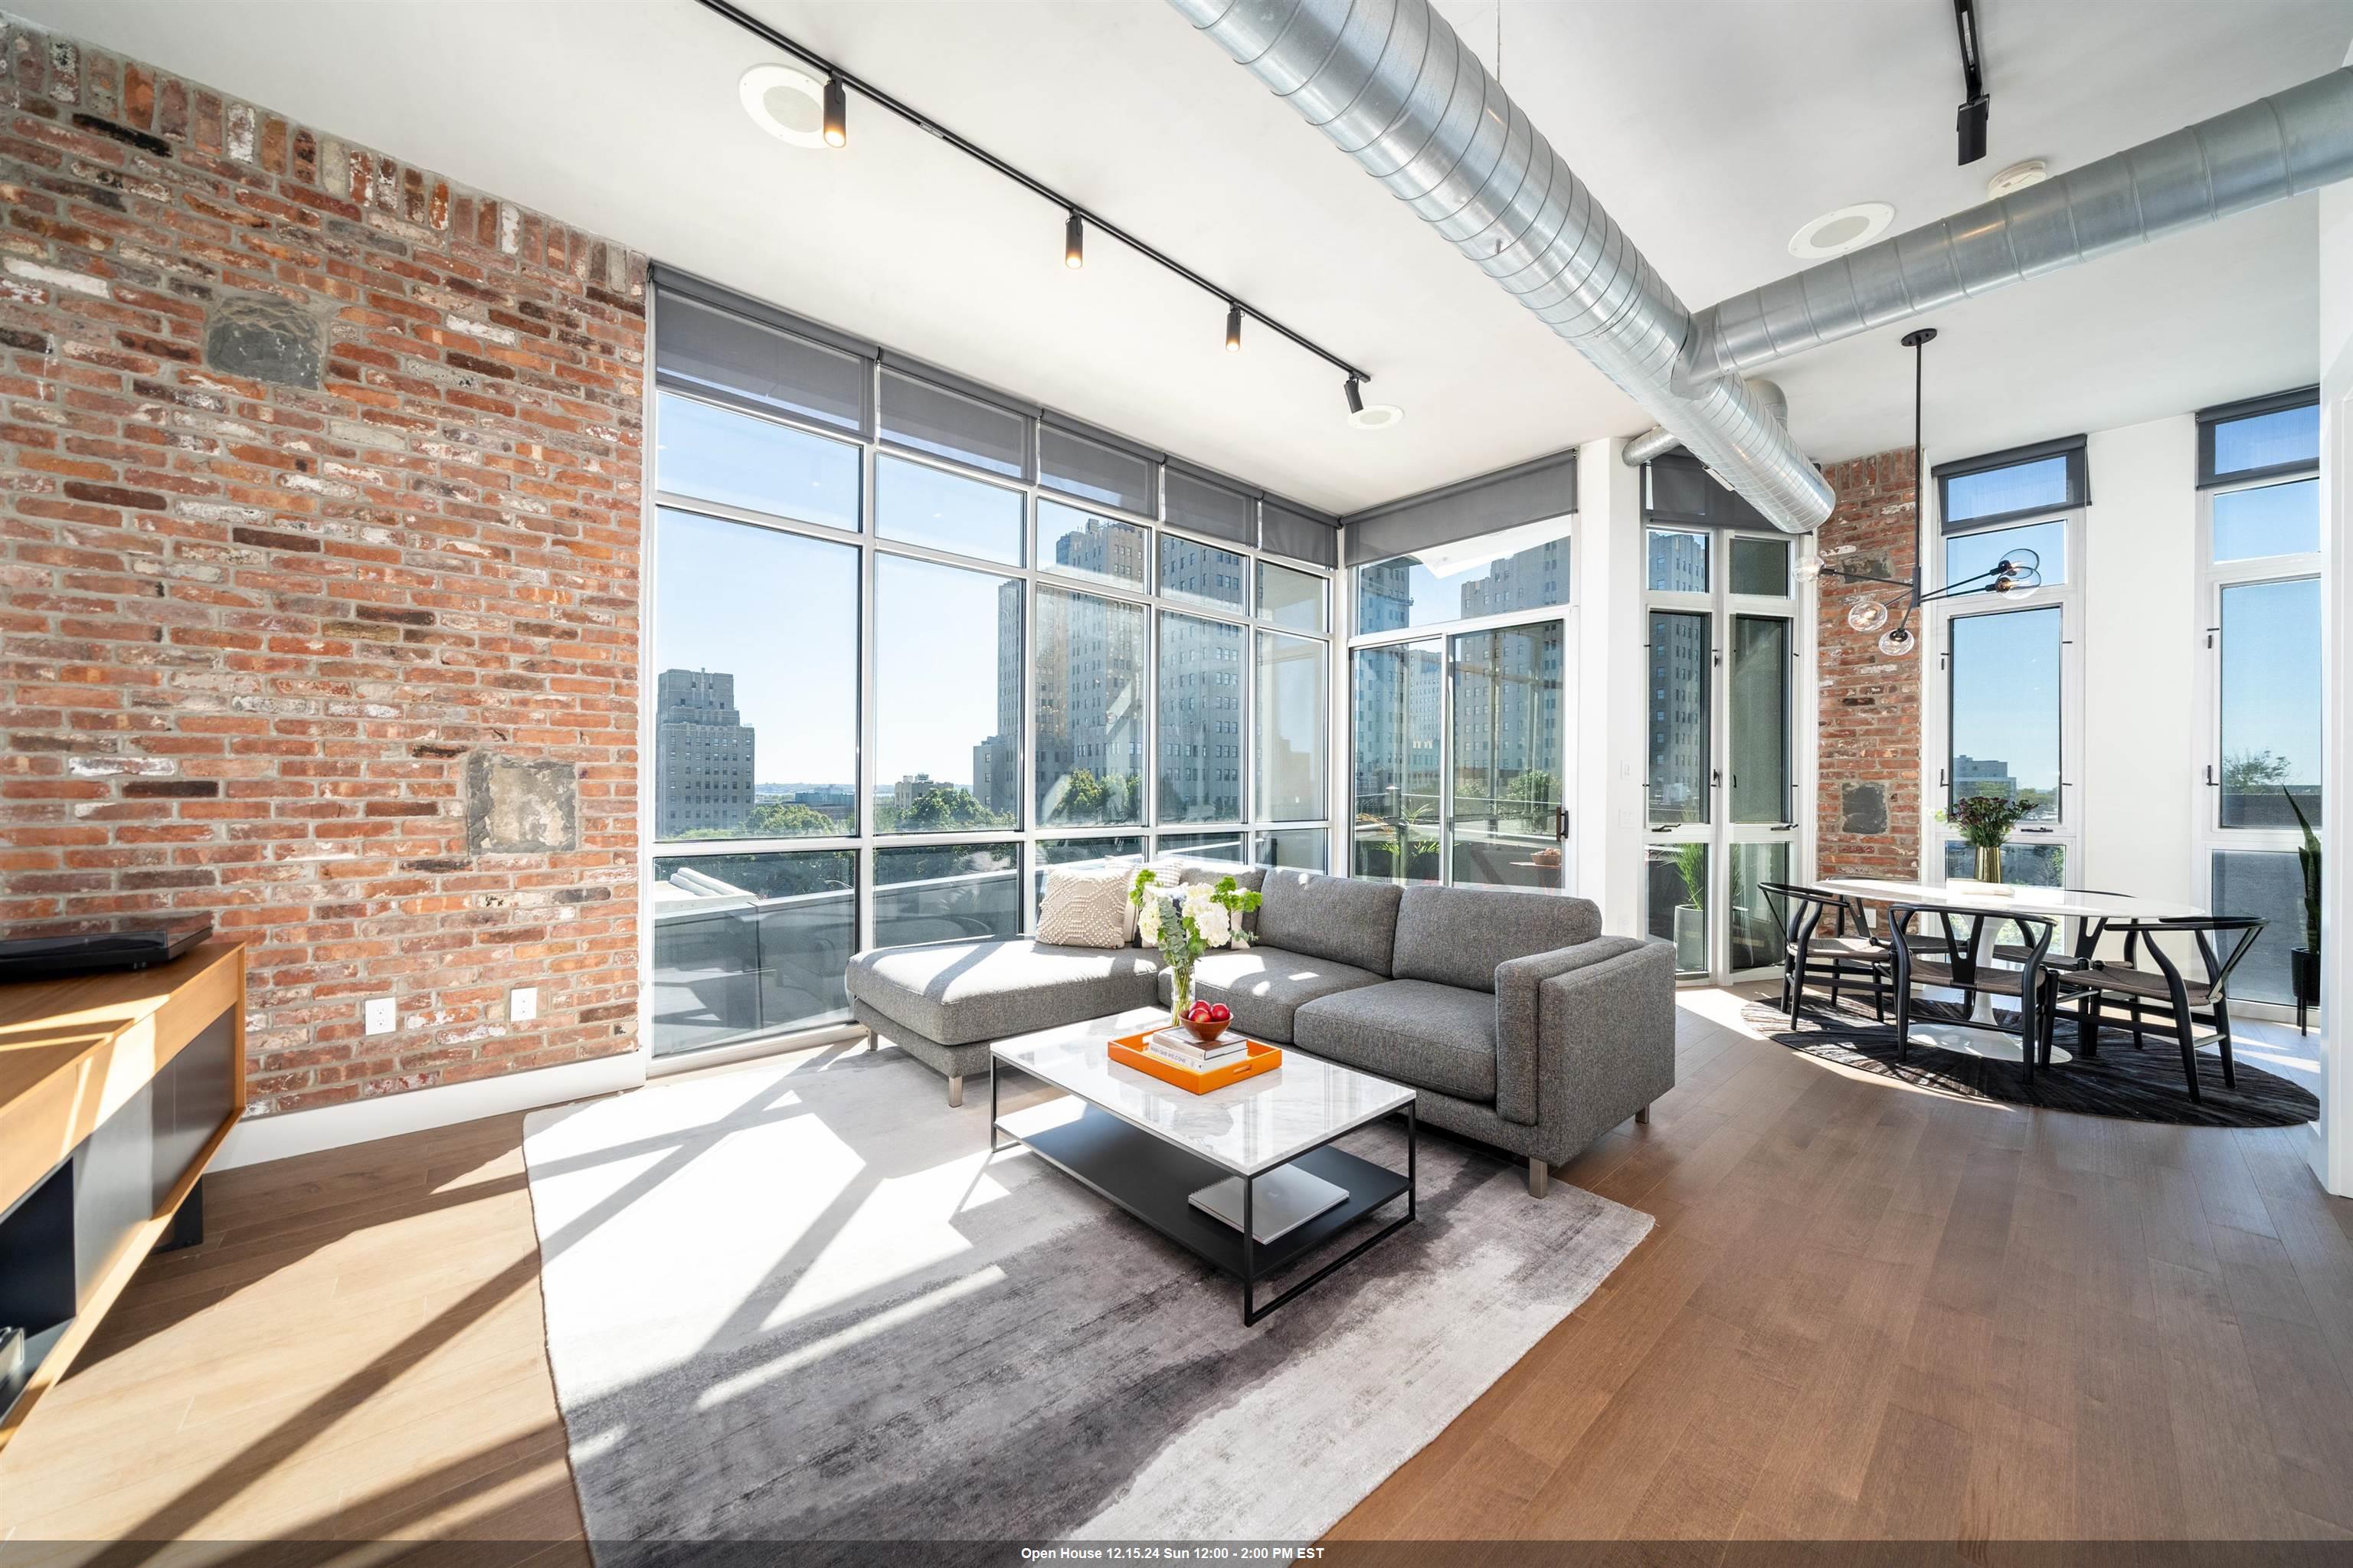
left=1391, top=884, right=1603, bottom=993
left=846, top=938, right=1160, bottom=1047
left=1292, top=979, right=1498, bottom=1103
left=1154, top=945, right=1385, bottom=1044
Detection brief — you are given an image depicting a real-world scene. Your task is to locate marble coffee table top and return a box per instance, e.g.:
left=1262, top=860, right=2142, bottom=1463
left=991, top=1007, right=1414, bottom=1177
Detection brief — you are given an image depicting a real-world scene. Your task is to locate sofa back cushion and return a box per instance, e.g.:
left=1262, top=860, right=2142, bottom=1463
left=1256, top=871, right=1403, bottom=977
left=1034, top=863, right=1137, bottom=948
left=1391, top=885, right=1603, bottom=993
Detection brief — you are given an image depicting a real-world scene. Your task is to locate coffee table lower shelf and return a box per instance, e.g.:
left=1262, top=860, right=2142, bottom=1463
left=992, top=1096, right=1415, bottom=1325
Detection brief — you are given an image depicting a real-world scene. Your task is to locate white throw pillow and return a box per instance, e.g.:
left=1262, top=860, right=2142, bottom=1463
left=1036, top=864, right=1137, bottom=948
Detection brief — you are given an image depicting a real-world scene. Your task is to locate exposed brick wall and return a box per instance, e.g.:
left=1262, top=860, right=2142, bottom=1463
left=0, top=15, right=646, bottom=1115
left=1815, top=449, right=1922, bottom=879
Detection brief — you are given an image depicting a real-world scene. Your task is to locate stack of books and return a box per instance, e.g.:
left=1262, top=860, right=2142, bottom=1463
left=1144, top=1026, right=1248, bottom=1072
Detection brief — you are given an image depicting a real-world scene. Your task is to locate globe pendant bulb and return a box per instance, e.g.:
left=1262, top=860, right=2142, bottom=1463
left=1847, top=597, right=1890, bottom=633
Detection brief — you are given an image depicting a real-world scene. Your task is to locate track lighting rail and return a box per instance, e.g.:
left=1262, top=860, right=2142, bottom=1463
left=690, top=0, right=1375, bottom=388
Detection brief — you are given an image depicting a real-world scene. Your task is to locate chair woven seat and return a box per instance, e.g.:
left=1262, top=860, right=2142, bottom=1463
left=1793, top=934, right=1890, bottom=962
left=2062, top=962, right=2217, bottom=1008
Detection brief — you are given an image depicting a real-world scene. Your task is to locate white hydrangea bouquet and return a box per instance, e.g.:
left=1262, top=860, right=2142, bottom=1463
left=1131, top=869, right=1262, bottom=1025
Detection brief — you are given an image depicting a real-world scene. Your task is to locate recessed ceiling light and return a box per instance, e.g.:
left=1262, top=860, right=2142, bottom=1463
left=1788, top=201, right=1896, bottom=260
left=1987, top=159, right=2049, bottom=198
left=1349, top=403, right=1404, bottom=430
left=738, top=63, right=831, bottom=148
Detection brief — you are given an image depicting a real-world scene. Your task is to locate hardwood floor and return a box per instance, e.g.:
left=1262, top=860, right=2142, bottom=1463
left=5, top=987, right=2352, bottom=1551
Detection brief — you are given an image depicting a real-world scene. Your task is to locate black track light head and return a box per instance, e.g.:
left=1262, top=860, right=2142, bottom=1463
left=1064, top=212, right=1084, bottom=270
left=1225, top=303, right=1242, bottom=353
left=823, top=75, right=847, bottom=147
left=1344, top=376, right=1364, bottom=416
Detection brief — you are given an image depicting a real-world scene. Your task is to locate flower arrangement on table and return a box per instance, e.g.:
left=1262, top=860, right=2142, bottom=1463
left=1937, top=794, right=2036, bottom=882
left=1130, top=869, right=1263, bottom=1026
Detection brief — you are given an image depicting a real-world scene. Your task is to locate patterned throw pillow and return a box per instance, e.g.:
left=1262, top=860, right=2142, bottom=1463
left=1035, top=864, right=1137, bottom=948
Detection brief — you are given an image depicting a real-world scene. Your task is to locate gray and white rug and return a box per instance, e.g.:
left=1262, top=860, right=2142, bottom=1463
left=522, top=1043, right=1651, bottom=1553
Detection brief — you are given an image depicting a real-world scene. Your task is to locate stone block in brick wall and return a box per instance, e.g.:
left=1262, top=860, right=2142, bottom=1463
left=466, top=754, right=580, bottom=856
left=0, top=15, right=646, bottom=1117
left=1841, top=782, right=1889, bottom=835
left=203, top=293, right=323, bottom=388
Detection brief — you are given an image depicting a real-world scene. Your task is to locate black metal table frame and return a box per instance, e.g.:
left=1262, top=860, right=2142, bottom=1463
left=989, top=1054, right=1416, bottom=1326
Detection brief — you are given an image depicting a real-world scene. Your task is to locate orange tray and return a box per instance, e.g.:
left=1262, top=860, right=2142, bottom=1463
left=1107, top=1030, right=1282, bottom=1094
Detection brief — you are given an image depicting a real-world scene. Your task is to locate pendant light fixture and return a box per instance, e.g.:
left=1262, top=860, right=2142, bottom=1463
left=822, top=74, right=848, bottom=146
left=1064, top=212, right=1084, bottom=270
left=1808, top=326, right=2039, bottom=657
left=1225, top=303, right=1243, bottom=353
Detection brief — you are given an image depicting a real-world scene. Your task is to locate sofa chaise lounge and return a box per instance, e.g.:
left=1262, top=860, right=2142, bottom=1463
left=846, top=866, right=1677, bottom=1196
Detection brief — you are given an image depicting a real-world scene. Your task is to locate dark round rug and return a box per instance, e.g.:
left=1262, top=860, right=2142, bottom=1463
left=1743, top=993, right=2318, bottom=1129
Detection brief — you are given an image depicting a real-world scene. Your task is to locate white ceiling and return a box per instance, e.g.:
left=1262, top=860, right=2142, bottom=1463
left=20, top=0, right=2350, bottom=513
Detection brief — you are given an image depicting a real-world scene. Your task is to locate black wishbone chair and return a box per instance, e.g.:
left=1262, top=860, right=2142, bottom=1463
left=1887, top=903, right=2063, bottom=1079
left=2048, top=915, right=2266, bottom=1102
left=1760, top=882, right=1893, bottom=1026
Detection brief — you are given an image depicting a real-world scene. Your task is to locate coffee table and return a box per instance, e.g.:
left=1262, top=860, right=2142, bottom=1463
left=989, top=1008, right=1416, bottom=1325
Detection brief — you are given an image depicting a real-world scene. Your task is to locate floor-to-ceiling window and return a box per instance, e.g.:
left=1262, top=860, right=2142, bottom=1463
left=2198, top=391, right=2322, bottom=1009
left=646, top=283, right=1334, bottom=1059
left=1928, top=439, right=2086, bottom=890
left=1347, top=518, right=1575, bottom=893
left=1641, top=516, right=1799, bottom=981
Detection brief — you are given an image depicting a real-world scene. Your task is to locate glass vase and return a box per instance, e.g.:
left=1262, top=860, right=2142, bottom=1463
left=1170, top=965, right=1193, bottom=1029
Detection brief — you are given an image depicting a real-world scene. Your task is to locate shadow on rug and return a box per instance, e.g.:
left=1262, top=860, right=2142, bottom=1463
left=1743, top=993, right=2315, bottom=1128
left=521, top=1044, right=1652, bottom=1558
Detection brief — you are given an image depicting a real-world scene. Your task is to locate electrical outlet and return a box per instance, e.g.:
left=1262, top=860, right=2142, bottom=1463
left=510, top=986, right=539, bottom=1024
left=364, top=997, right=396, bottom=1036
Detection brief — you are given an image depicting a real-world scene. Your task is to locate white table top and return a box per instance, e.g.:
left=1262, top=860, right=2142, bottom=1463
left=1816, top=877, right=2207, bottom=922
left=991, top=1007, right=1415, bottom=1177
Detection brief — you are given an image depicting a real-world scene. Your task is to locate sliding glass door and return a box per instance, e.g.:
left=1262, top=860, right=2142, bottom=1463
left=1351, top=616, right=1574, bottom=893
left=1644, top=531, right=1801, bottom=980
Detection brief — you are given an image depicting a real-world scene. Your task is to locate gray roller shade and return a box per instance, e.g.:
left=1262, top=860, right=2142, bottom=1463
left=1933, top=434, right=2087, bottom=532
left=1040, top=417, right=1157, bottom=516
left=1166, top=465, right=1255, bottom=545
left=654, top=289, right=868, bottom=437
left=2197, top=386, right=2319, bottom=488
left=879, top=366, right=1031, bottom=480
left=1642, top=451, right=1772, bottom=530
left=1341, top=450, right=1576, bottom=565
left=1260, top=497, right=1337, bottom=567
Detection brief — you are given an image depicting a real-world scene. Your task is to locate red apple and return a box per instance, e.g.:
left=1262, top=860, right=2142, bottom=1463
left=1208, top=1003, right=1231, bottom=1023
left=1187, top=1000, right=1212, bottom=1021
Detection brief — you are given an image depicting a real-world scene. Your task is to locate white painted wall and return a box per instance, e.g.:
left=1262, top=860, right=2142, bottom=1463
left=2080, top=417, right=2202, bottom=905
left=2312, top=125, right=2352, bottom=1195
left=1576, top=437, right=1647, bottom=935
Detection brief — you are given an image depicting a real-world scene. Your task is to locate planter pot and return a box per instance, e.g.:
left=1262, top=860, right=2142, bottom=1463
left=1973, top=845, right=2004, bottom=884
left=2292, top=948, right=2320, bottom=1007
left=1673, top=904, right=1707, bottom=974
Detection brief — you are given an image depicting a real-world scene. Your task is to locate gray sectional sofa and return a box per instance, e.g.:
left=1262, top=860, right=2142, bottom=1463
left=846, top=865, right=1677, bottom=1196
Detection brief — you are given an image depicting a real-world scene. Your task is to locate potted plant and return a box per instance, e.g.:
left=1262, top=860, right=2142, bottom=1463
left=1942, top=794, right=2034, bottom=884
left=2287, top=787, right=2322, bottom=1023
left=1671, top=842, right=1707, bottom=973
left=1129, top=871, right=1257, bottom=1022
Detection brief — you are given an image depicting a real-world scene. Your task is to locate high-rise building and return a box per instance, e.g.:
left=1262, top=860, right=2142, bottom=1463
left=1032, top=522, right=1146, bottom=822
left=655, top=669, right=754, bottom=837
left=1953, top=755, right=2017, bottom=800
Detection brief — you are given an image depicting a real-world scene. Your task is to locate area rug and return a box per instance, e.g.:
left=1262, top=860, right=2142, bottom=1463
left=1745, top=993, right=2318, bottom=1128
left=520, top=1043, right=1651, bottom=1557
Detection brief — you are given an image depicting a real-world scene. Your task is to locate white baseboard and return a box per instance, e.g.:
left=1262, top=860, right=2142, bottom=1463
left=213, top=1050, right=647, bottom=1172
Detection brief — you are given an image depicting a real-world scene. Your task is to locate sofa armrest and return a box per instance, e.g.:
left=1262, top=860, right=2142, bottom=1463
left=1494, top=938, right=1677, bottom=1143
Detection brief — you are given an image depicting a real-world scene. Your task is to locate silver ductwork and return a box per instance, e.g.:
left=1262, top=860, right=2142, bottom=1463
left=1167, top=0, right=1834, bottom=533
left=1684, top=68, right=2353, bottom=381
left=1623, top=379, right=1785, bottom=466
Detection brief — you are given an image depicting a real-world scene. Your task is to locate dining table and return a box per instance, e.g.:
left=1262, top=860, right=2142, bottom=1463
left=1810, top=877, right=2209, bottom=1066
